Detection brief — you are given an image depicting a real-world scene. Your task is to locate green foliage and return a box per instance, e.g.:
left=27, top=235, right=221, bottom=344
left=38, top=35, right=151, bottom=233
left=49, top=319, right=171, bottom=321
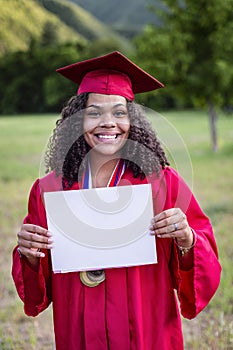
left=0, top=0, right=135, bottom=114
left=0, top=0, right=84, bottom=56
left=0, top=37, right=135, bottom=114
left=0, top=0, right=132, bottom=57
left=134, top=0, right=233, bottom=109
left=40, top=21, right=60, bottom=47
left=0, top=44, right=82, bottom=114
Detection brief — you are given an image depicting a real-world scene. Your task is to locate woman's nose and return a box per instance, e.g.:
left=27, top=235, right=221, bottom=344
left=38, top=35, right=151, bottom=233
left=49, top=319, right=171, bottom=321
left=99, top=113, right=116, bottom=127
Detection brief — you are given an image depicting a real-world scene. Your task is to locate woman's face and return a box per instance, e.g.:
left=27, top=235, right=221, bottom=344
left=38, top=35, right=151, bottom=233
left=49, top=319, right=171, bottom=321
left=83, top=93, right=130, bottom=158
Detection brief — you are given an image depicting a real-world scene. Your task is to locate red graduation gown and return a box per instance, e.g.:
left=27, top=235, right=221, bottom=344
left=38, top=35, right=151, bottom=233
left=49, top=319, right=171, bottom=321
left=12, top=167, right=221, bottom=350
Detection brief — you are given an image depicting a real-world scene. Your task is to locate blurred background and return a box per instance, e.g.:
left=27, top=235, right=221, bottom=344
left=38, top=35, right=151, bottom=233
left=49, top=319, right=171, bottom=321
left=0, top=0, right=232, bottom=349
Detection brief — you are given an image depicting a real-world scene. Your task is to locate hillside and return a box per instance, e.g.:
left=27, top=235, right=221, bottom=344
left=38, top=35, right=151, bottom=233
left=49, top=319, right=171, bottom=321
left=0, top=0, right=130, bottom=56
left=0, top=0, right=85, bottom=55
left=38, top=0, right=127, bottom=42
left=70, top=0, right=161, bottom=37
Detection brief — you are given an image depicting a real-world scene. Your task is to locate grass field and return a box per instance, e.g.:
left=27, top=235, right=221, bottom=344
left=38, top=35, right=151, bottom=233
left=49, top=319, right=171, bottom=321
left=0, top=110, right=232, bottom=349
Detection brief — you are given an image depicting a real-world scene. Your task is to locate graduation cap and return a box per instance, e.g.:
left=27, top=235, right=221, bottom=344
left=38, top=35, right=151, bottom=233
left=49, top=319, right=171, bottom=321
left=56, top=51, right=164, bottom=101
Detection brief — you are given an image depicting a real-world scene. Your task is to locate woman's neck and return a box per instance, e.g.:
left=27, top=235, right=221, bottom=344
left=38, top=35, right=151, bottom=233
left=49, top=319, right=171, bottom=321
left=88, top=155, right=120, bottom=188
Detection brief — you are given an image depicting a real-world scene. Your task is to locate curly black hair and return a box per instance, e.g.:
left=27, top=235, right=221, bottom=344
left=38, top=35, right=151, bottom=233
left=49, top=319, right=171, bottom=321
left=44, top=93, right=169, bottom=189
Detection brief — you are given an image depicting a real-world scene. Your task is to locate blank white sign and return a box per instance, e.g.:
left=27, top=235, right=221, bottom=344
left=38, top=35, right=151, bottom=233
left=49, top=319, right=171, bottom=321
left=44, top=184, right=157, bottom=273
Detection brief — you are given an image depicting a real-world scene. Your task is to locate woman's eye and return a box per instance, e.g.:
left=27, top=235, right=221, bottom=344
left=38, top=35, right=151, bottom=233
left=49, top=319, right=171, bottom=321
left=114, top=110, right=127, bottom=118
left=86, top=111, right=100, bottom=117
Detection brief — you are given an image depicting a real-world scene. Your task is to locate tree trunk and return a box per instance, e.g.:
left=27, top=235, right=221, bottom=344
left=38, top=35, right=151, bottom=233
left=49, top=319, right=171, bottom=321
left=208, top=101, right=218, bottom=152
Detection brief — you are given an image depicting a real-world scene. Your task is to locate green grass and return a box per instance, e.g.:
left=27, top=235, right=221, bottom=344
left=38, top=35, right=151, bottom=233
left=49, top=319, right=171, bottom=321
left=0, top=111, right=232, bottom=349
left=0, top=114, right=57, bottom=181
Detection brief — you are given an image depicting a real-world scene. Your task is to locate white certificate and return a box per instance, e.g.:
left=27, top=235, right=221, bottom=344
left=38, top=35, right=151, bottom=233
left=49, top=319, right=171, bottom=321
left=44, top=184, right=157, bottom=273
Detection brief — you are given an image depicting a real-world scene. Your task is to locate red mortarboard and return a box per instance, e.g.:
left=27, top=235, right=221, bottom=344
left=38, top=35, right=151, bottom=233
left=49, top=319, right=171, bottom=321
left=56, top=51, right=164, bottom=100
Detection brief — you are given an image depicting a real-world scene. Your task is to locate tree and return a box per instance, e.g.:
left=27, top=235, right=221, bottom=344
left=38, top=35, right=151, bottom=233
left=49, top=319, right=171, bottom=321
left=135, top=0, right=233, bottom=151
left=41, top=21, right=59, bottom=47
left=0, top=43, right=85, bottom=114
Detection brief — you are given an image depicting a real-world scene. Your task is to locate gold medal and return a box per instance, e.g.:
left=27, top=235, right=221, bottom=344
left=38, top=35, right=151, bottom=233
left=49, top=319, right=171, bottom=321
left=80, top=270, right=105, bottom=287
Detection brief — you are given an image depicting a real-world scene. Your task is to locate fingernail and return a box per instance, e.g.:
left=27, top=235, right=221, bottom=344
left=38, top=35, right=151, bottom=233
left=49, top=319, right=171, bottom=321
left=40, top=252, right=45, bottom=258
left=47, top=244, right=53, bottom=249
left=48, top=238, right=53, bottom=243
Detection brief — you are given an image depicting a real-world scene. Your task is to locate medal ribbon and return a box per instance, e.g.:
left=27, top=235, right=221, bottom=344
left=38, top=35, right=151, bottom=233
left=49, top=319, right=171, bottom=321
left=81, top=159, right=125, bottom=189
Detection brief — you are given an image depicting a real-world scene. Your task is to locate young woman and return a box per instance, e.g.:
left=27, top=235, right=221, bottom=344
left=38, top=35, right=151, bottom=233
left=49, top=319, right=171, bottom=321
left=12, top=51, right=221, bottom=350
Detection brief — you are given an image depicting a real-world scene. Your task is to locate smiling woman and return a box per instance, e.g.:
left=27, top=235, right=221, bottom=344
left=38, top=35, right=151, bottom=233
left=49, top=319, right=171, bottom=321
left=12, top=51, right=221, bottom=350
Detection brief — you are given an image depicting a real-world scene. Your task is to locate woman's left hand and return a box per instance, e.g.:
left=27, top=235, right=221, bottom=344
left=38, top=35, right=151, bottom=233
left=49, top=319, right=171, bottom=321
left=150, top=208, right=193, bottom=247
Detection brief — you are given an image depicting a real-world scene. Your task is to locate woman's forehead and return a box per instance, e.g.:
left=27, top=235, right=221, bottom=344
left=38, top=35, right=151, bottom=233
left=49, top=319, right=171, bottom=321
left=86, top=93, right=127, bottom=107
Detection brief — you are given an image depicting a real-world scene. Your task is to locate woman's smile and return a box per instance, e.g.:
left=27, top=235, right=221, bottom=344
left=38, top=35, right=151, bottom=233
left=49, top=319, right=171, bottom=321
left=95, top=132, right=121, bottom=142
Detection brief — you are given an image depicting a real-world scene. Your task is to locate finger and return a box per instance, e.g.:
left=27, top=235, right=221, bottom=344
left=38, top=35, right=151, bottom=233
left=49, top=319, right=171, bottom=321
left=152, top=208, right=178, bottom=224
left=18, top=229, right=53, bottom=244
left=152, top=220, right=187, bottom=237
left=21, top=224, right=52, bottom=237
left=18, top=246, right=45, bottom=259
left=154, top=225, right=192, bottom=247
left=151, top=208, right=186, bottom=230
left=18, top=236, right=53, bottom=251
left=151, top=215, right=179, bottom=231
left=150, top=211, right=181, bottom=231
left=156, top=228, right=187, bottom=239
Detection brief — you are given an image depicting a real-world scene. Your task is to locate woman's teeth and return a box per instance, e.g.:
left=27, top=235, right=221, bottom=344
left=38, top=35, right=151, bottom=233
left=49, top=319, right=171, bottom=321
left=97, top=134, right=117, bottom=139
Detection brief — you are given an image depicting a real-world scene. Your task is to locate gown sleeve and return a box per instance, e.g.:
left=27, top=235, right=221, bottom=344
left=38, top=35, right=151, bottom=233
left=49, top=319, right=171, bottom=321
left=11, top=179, right=52, bottom=317
left=164, top=167, right=221, bottom=319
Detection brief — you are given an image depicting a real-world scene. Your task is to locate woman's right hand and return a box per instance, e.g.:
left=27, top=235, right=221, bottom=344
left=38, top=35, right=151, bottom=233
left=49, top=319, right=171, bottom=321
left=17, top=224, right=53, bottom=266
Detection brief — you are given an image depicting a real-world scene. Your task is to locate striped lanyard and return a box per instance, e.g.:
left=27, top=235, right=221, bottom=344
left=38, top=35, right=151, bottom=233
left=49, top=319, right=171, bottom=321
left=82, top=159, right=125, bottom=189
